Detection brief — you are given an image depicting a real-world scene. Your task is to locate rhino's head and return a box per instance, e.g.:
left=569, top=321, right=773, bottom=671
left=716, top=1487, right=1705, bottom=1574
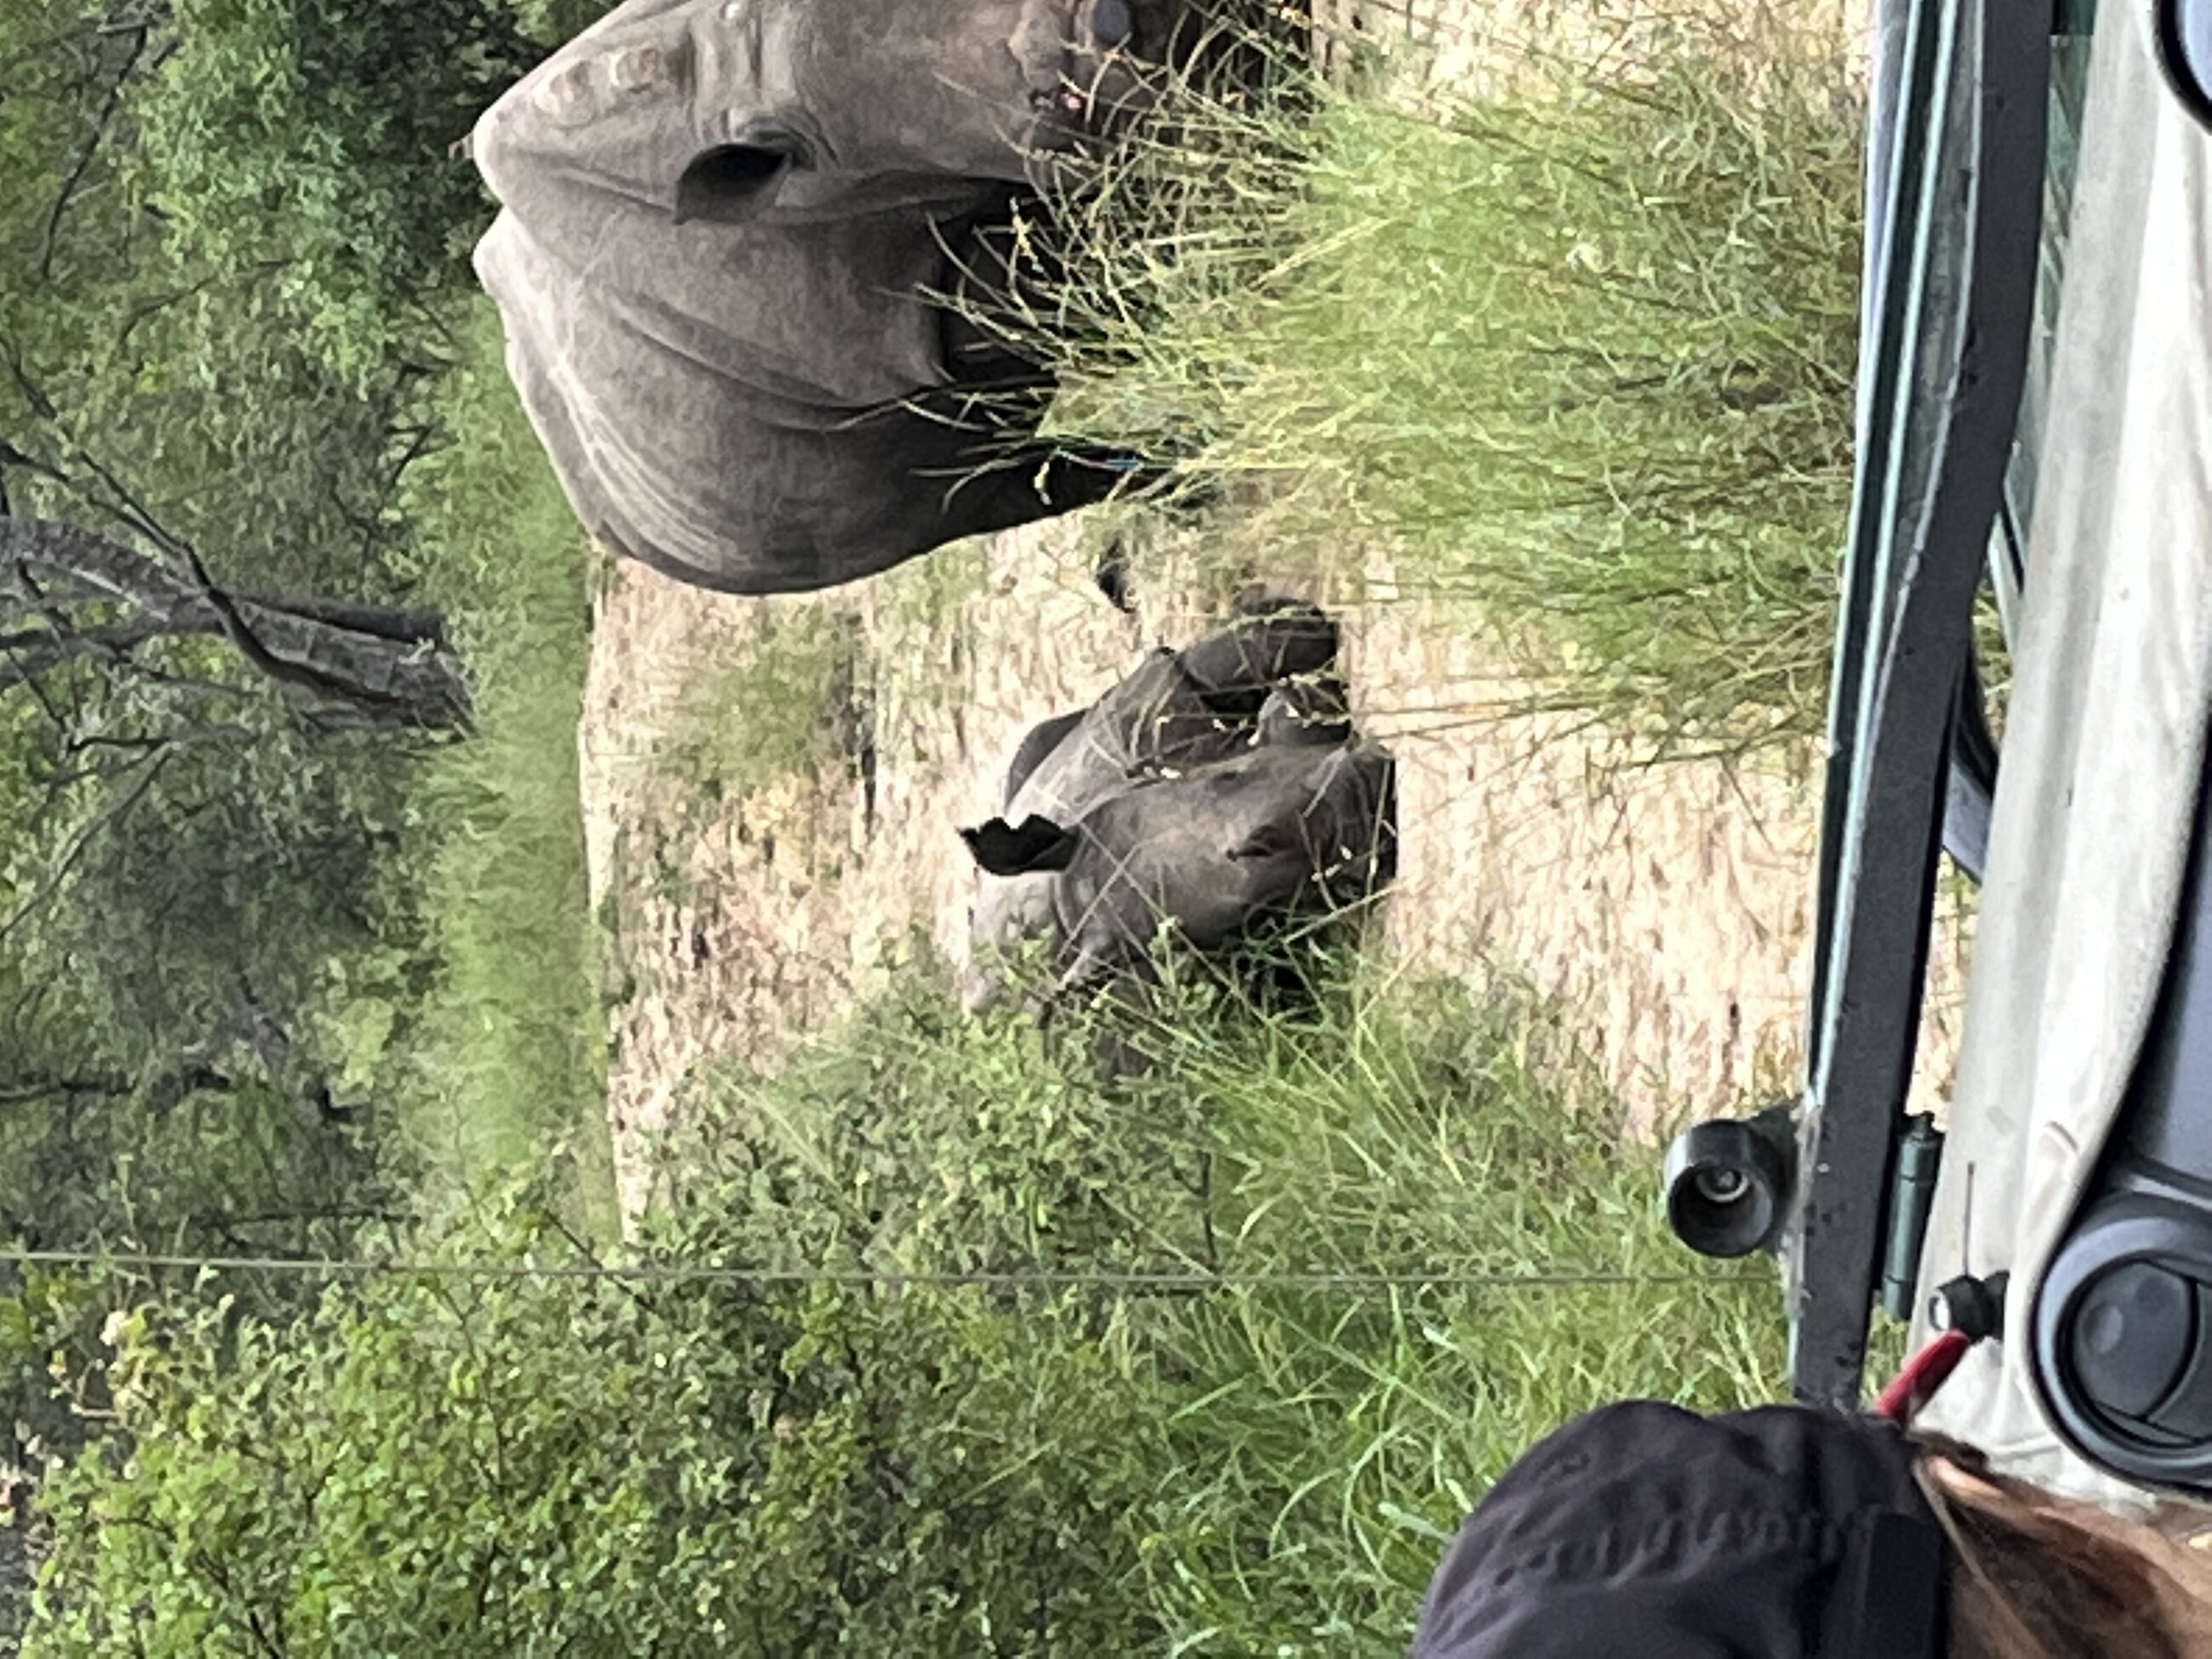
left=959, top=864, right=1065, bottom=1015
left=469, top=0, right=1192, bottom=240
left=957, top=741, right=1397, bottom=1013
left=465, top=0, right=1206, bottom=594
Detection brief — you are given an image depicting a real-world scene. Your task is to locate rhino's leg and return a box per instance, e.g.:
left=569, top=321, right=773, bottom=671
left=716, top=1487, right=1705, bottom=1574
left=1092, top=534, right=1134, bottom=614
left=1174, top=600, right=1341, bottom=719
left=1255, top=676, right=1353, bottom=748
left=924, top=437, right=1165, bottom=545
left=1003, top=708, right=1087, bottom=807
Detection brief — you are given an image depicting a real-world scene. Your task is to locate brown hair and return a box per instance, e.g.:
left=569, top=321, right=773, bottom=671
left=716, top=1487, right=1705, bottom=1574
left=1910, top=1440, right=2212, bottom=1659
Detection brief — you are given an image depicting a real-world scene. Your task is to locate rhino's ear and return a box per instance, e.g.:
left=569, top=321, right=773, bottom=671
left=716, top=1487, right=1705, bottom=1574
left=962, top=815, right=1079, bottom=876
left=672, top=140, right=793, bottom=225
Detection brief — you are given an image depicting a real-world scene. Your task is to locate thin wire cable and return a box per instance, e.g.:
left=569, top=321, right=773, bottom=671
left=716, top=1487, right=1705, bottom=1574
left=0, top=1247, right=1764, bottom=1292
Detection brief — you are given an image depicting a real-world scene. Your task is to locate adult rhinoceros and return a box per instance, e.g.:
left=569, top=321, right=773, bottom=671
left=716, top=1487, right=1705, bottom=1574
left=958, top=601, right=1397, bottom=1017
left=465, top=0, right=1229, bottom=595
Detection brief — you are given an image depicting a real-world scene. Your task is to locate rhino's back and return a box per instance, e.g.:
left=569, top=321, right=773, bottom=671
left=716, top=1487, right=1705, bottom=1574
left=1006, top=651, right=1257, bottom=825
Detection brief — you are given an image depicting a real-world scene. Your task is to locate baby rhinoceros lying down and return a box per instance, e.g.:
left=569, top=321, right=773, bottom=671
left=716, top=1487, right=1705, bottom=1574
left=958, top=601, right=1397, bottom=1018
left=962, top=742, right=1398, bottom=1011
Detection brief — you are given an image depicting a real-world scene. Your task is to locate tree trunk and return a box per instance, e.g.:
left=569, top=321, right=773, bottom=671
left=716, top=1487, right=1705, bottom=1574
left=1, top=515, right=470, bottom=733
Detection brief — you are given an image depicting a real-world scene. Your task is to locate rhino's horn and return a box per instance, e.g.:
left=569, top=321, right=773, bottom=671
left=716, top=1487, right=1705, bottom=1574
left=962, top=815, right=1079, bottom=876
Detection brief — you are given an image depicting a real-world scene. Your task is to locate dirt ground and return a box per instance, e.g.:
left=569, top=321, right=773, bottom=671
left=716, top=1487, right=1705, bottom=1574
left=581, top=520, right=1970, bottom=1222
left=576, top=0, right=1951, bottom=1225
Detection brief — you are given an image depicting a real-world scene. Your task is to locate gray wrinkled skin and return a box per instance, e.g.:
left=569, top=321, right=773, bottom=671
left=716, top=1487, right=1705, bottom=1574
left=984, top=743, right=1398, bottom=1007
left=465, top=0, right=1196, bottom=595
left=959, top=602, right=1395, bottom=1015
left=1005, top=598, right=1340, bottom=825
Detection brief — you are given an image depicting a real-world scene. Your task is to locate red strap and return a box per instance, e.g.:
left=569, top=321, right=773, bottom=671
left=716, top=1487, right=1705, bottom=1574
left=1873, top=1328, right=1974, bottom=1423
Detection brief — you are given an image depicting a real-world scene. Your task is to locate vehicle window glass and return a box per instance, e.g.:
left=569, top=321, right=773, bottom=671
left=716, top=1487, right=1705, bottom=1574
left=2008, top=27, right=2098, bottom=541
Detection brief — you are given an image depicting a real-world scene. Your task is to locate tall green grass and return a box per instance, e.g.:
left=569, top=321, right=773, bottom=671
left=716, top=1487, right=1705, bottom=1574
left=25, top=961, right=1823, bottom=1653
left=396, top=307, right=613, bottom=1238
left=661, top=955, right=1785, bottom=1650
left=980, top=18, right=1861, bottom=749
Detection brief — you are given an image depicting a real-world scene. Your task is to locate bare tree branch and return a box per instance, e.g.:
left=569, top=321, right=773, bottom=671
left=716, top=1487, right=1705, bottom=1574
left=3, top=513, right=195, bottom=609
left=0, top=339, right=470, bottom=730
left=1, top=516, right=469, bottom=731
left=37, top=26, right=160, bottom=284
left=0, top=615, right=182, bottom=686
left=171, top=536, right=465, bottom=729
left=234, top=592, right=446, bottom=647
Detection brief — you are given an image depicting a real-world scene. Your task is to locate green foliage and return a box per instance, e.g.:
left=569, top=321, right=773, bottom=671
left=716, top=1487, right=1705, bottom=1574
left=26, top=1215, right=759, bottom=1656
left=0, top=0, right=470, bottom=1170
left=2, top=1267, right=104, bottom=1652
left=21, top=1196, right=1162, bottom=1656
left=0, top=9, right=599, bottom=1593
left=669, top=960, right=1782, bottom=1650
left=26, top=967, right=1779, bottom=1655
left=132, top=0, right=536, bottom=384
left=393, top=309, right=611, bottom=1235
left=0, top=3, right=491, bottom=604
left=505, top=0, right=621, bottom=48
left=0, top=926, right=416, bottom=1646
left=0, top=7, right=607, bottom=1630
left=1012, top=24, right=1861, bottom=746
left=0, top=7, right=159, bottom=352
left=0, top=709, right=428, bottom=1360
left=17, top=725, right=421, bottom=1065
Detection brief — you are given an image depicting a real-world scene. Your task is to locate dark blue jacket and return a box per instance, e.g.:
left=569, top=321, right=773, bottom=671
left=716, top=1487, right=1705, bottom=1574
left=1410, top=1401, right=1948, bottom=1657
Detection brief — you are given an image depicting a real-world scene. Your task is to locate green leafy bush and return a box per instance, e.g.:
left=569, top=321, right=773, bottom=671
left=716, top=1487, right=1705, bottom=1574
left=26, top=966, right=1779, bottom=1655
left=134, top=0, right=537, bottom=383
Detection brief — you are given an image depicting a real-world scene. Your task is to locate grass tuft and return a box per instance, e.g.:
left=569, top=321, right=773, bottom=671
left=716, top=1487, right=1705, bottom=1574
left=654, top=603, right=865, bottom=806
left=662, top=952, right=1787, bottom=1648
left=395, top=306, right=615, bottom=1239
left=966, top=14, right=1862, bottom=749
